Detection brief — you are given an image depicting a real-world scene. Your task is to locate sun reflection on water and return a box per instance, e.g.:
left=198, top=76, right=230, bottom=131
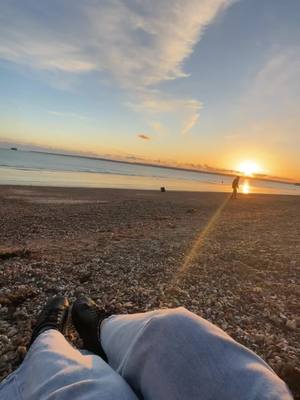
left=242, top=179, right=250, bottom=194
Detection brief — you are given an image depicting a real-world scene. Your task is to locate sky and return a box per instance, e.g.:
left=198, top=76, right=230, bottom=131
left=0, top=0, right=299, bottom=180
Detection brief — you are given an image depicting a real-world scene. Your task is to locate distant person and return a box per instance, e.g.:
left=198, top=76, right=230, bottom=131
left=231, top=175, right=240, bottom=199
left=0, top=296, right=292, bottom=399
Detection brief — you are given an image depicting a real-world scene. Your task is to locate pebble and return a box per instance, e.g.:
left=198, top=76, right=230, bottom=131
left=286, top=320, right=297, bottom=331
left=7, top=328, right=18, bottom=337
left=17, top=346, right=27, bottom=359
left=13, top=310, right=28, bottom=319
left=254, top=333, right=265, bottom=344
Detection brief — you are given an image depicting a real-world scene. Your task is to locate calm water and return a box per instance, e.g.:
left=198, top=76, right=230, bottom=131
left=0, top=148, right=299, bottom=195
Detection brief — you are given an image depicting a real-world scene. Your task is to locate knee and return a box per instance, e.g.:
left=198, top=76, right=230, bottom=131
left=146, top=307, right=195, bottom=336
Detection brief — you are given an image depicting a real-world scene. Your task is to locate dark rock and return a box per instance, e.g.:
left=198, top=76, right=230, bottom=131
left=0, top=248, right=31, bottom=260
left=79, top=272, right=92, bottom=283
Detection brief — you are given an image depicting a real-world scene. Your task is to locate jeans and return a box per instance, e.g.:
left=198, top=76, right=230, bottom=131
left=0, top=307, right=292, bottom=400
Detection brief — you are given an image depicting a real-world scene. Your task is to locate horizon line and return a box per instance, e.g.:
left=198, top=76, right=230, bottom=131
left=1, top=145, right=299, bottom=186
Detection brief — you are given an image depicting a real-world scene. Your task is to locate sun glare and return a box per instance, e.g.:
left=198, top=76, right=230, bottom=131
left=242, top=179, right=250, bottom=194
left=237, top=161, right=260, bottom=176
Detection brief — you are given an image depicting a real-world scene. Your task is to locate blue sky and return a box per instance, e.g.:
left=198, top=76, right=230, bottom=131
left=0, top=0, right=299, bottom=179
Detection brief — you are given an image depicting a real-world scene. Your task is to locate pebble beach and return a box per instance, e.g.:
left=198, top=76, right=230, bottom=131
left=0, top=186, right=299, bottom=397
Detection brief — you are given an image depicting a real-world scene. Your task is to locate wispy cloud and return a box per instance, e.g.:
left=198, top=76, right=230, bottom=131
left=138, top=133, right=151, bottom=140
left=181, top=108, right=202, bottom=136
left=236, top=46, right=300, bottom=146
left=244, top=46, right=300, bottom=116
left=128, top=92, right=202, bottom=135
left=0, top=0, right=232, bottom=135
left=47, top=110, right=90, bottom=121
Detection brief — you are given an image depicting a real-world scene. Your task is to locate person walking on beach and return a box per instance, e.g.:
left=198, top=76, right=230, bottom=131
left=231, top=175, right=240, bottom=199
left=0, top=296, right=292, bottom=400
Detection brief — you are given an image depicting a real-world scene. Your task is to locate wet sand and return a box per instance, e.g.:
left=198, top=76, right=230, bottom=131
left=0, top=186, right=299, bottom=397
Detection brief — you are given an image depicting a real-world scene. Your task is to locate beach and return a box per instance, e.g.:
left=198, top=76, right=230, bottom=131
left=1, top=148, right=300, bottom=195
left=0, top=186, right=299, bottom=397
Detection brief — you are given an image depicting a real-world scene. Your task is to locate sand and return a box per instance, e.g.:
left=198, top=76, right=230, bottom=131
left=0, top=186, right=299, bottom=397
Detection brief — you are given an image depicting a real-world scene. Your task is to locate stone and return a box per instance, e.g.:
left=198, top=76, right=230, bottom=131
left=13, top=310, right=28, bottom=319
left=286, top=319, right=297, bottom=331
left=254, top=333, right=265, bottom=344
left=17, top=346, right=27, bottom=359
left=7, top=328, right=18, bottom=337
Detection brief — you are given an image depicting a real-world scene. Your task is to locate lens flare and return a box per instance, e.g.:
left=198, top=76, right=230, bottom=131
left=169, top=194, right=231, bottom=287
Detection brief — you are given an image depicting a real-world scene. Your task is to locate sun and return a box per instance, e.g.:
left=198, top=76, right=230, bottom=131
left=237, top=161, right=261, bottom=177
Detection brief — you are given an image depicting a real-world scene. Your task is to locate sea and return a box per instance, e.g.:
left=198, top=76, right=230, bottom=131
left=0, top=148, right=299, bottom=196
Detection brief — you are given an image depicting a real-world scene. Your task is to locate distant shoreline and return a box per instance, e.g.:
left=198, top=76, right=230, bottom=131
left=6, top=147, right=298, bottom=187
left=0, top=184, right=299, bottom=197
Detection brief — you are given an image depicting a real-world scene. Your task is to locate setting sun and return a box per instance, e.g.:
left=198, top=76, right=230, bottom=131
left=237, top=161, right=261, bottom=177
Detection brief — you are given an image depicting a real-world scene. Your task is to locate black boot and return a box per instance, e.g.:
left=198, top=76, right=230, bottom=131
left=72, top=297, right=109, bottom=361
left=28, top=296, right=69, bottom=348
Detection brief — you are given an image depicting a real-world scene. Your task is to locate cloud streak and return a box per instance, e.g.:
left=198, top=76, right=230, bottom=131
left=0, top=0, right=232, bottom=135
left=239, top=46, right=300, bottom=136
left=138, top=133, right=151, bottom=140
left=47, top=110, right=90, bottom=121
left=248, top=46, right=300, bottom=112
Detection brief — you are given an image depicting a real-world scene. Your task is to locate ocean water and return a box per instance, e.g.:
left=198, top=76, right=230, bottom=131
left=0, top=148, right=299, bottom=195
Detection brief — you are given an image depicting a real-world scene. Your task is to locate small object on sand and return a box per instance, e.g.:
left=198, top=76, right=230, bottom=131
left=79, top=272, right=92, bottom=284
left=17, top=346, right=27, bottom=360
left=286, top=319, right=297, bottom=331
left=160, top=187, right=166, bottom=192
left=186, top=208, right=197, bottom=214
left=0, top=248, right=31, bottom=260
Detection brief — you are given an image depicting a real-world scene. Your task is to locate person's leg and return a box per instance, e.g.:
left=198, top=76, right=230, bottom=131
left=101, top=307, right=292, bottom=400
left=1, top=296, right=137, bottom=400
left=0, top=329, right=138, bottom=400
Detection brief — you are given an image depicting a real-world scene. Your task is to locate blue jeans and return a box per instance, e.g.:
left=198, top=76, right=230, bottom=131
left=0, top=307, right=292, bottom=399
